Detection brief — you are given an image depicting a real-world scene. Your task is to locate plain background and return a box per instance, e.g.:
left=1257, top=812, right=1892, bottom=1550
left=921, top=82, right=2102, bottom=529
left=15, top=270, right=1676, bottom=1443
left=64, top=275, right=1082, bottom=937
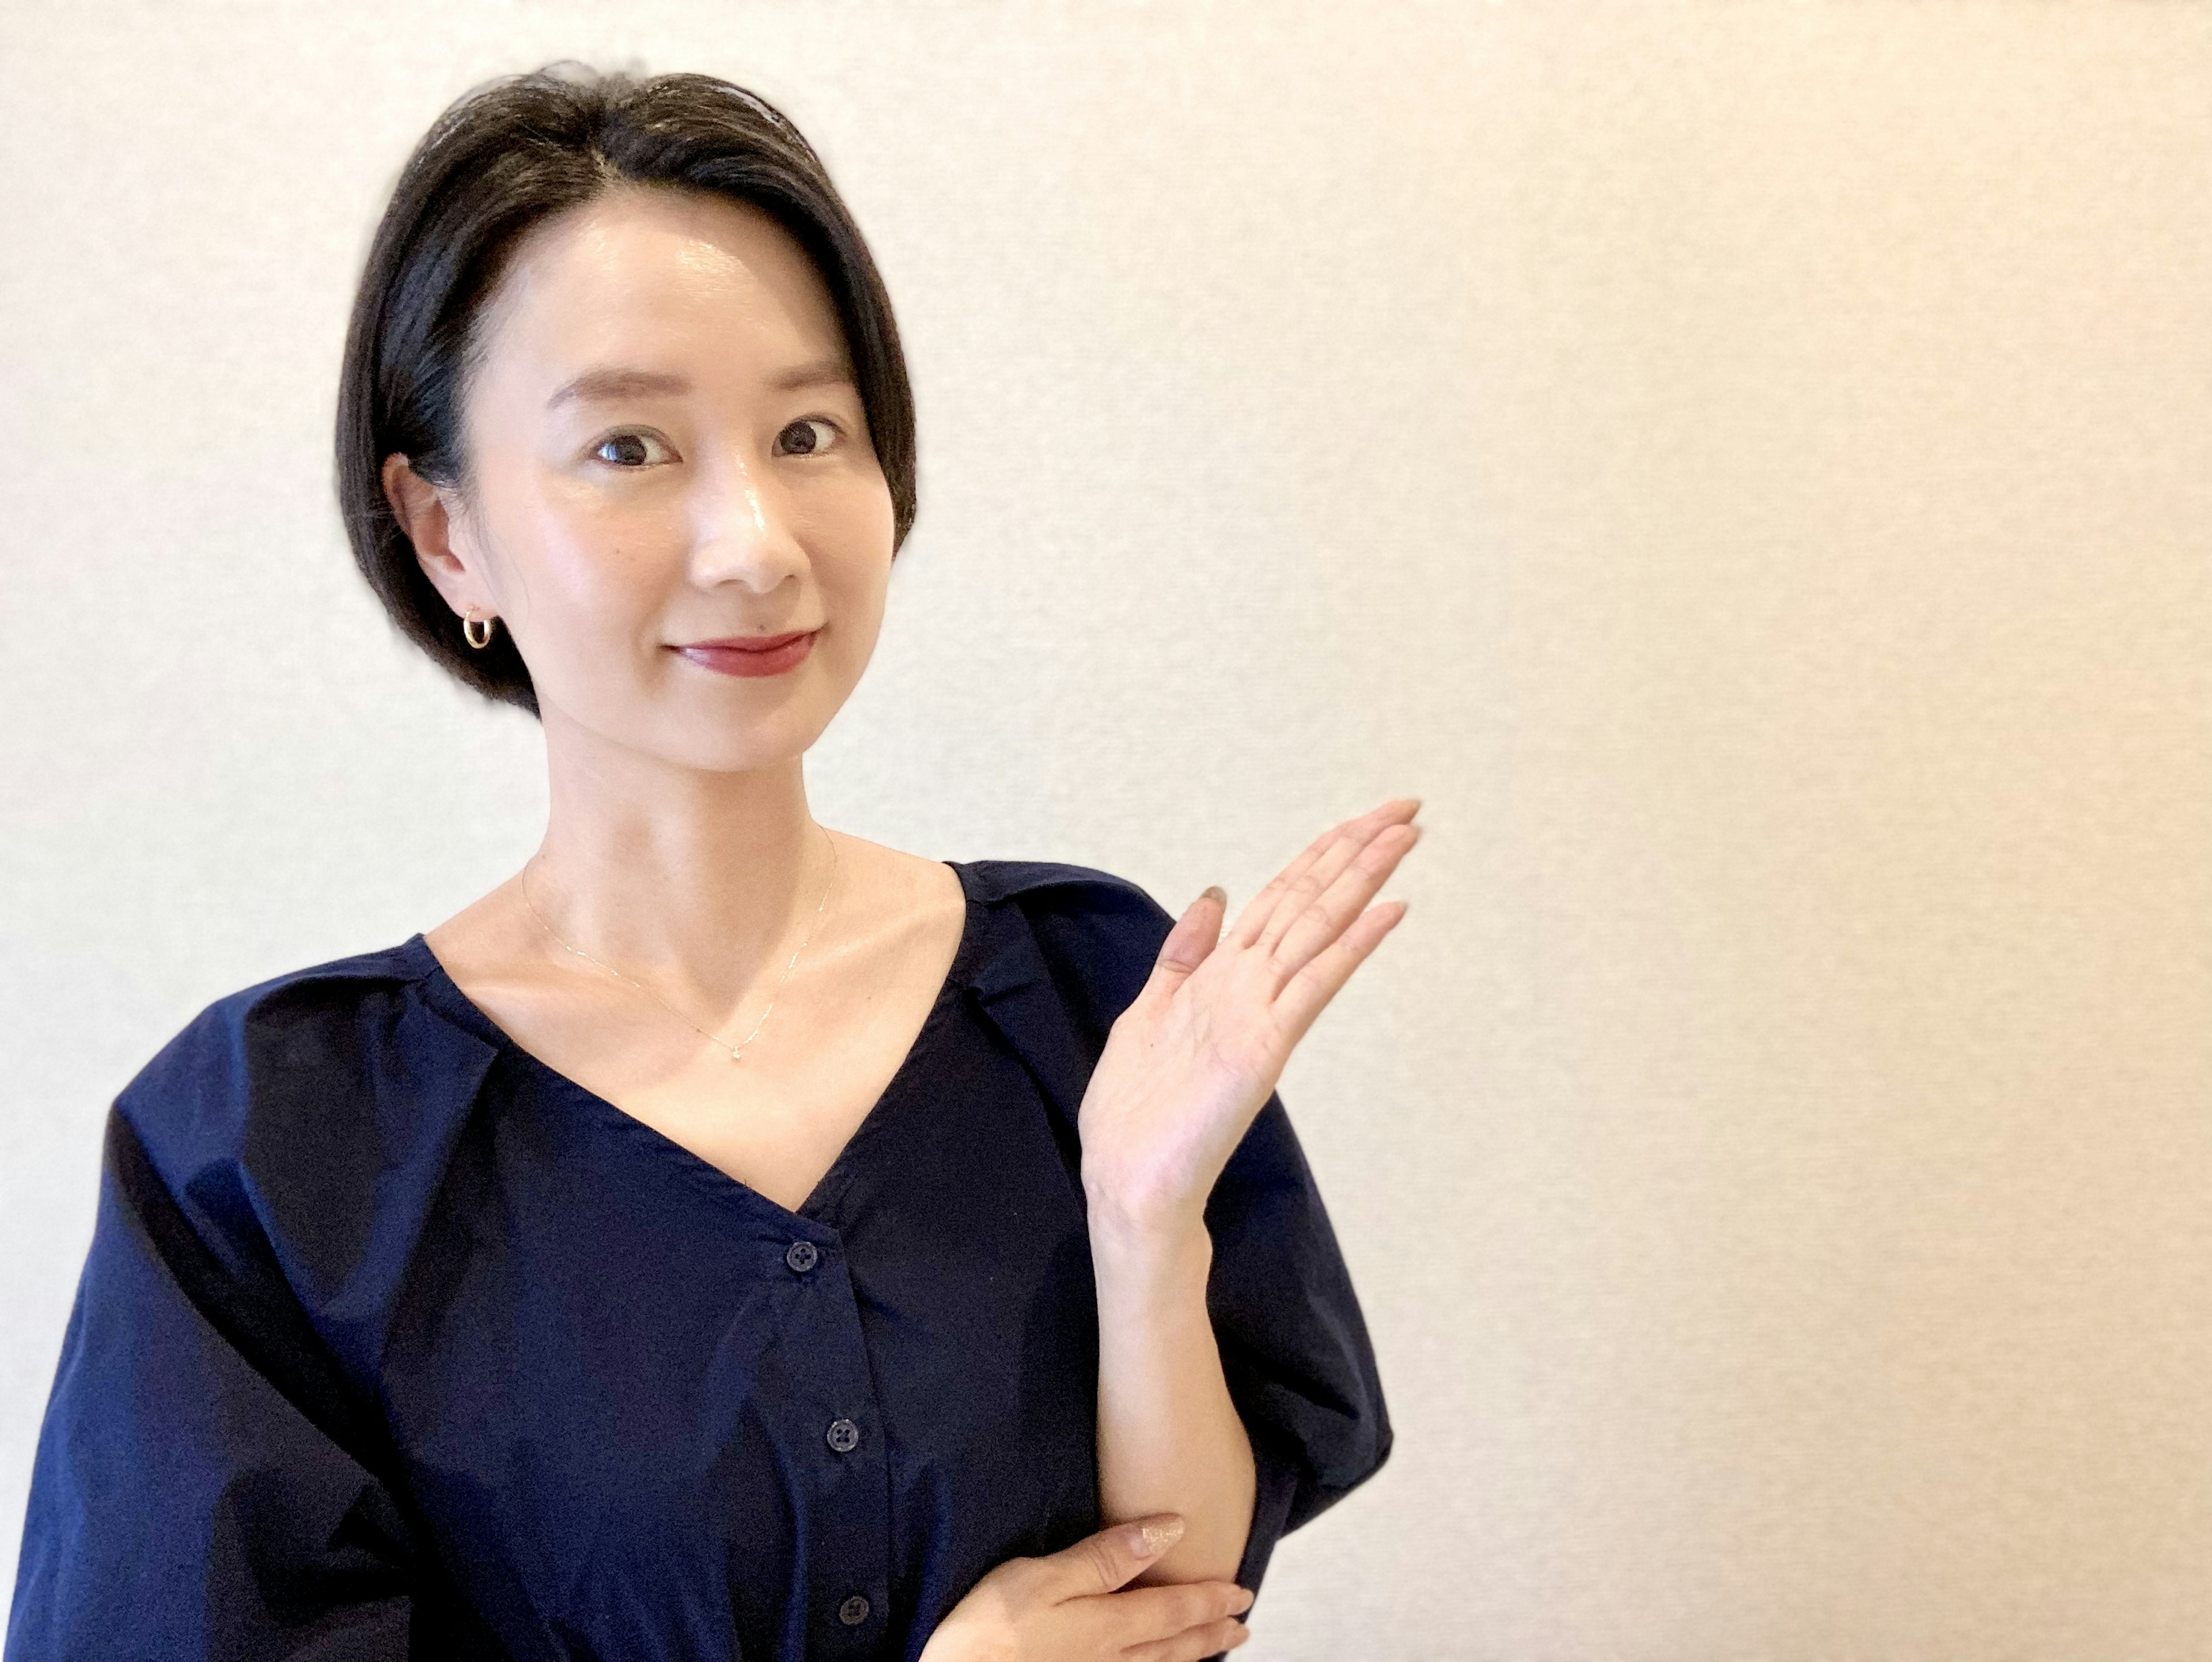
left=3, top=3, right=2207, bottom=1657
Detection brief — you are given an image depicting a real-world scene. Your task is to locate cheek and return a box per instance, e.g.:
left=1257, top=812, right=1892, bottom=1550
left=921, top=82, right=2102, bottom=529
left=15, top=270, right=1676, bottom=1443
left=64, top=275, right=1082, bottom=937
left=811, top=467, right=897, bottom=568
left=505, top=489, right=683, bottom=635
left=803, top=493, right=895, bottom=629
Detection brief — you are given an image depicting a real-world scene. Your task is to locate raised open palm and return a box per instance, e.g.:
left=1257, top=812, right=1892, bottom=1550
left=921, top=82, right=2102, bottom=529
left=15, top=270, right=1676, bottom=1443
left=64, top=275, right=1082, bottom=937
left=1077, top=798, right=1422, bottom=1235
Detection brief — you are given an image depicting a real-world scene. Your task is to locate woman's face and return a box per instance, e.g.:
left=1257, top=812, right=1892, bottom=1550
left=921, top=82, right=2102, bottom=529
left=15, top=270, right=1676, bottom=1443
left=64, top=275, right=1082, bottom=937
left=392, top=184, right=896, bottom=771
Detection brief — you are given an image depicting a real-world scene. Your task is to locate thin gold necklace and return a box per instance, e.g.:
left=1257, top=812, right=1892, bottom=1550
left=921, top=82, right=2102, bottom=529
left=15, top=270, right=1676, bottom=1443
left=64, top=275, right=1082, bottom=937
left=517, top=827, right=839, bottom=1063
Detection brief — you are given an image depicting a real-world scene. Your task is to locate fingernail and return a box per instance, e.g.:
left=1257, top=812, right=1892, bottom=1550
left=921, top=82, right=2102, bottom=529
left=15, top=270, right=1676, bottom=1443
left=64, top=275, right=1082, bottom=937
left=1134, top=1517, right=1184, bottom=1557
left=1202, top=885, right=1226, bottom=907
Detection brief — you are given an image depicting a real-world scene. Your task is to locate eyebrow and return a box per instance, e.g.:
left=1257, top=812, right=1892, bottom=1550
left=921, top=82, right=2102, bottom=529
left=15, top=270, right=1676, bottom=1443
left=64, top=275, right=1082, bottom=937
left=544, top=357, right=856, bottom=411
left=768, top=356, right=858, bottom=393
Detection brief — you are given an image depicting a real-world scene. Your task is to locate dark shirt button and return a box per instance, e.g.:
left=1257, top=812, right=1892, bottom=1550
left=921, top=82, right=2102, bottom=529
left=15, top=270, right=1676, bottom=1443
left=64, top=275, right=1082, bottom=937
left=785, top=1240, right=819, bottom=1273
left=825, top=1417, right=861, bottom=1453
left=837, top=1593, right=871, bottom=1626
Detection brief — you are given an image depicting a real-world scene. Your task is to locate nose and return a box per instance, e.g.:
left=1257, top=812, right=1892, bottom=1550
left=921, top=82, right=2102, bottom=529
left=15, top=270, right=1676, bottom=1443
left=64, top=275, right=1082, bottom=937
left=685, top=447, right=807, bottom=595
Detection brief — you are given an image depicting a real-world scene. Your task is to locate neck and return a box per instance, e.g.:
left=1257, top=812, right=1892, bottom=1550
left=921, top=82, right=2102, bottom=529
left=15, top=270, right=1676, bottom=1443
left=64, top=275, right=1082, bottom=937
left=516, top=710, right=836, bottom=1010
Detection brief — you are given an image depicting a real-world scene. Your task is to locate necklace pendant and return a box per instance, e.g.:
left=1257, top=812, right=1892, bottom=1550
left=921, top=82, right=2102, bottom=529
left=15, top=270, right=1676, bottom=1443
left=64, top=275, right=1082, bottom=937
left=730, top=1047, right=744, bottom=1062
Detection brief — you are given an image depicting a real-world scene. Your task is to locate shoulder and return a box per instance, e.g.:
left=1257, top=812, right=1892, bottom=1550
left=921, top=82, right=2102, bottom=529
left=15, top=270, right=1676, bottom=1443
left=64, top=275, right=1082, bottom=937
left=963, top=857, right=1175, bottom=925
left=109, top=938, right=494, bottom=1289
left=960, top=858, right=1181, bottom=1028
left=119, top=938, right=441, bottom=1133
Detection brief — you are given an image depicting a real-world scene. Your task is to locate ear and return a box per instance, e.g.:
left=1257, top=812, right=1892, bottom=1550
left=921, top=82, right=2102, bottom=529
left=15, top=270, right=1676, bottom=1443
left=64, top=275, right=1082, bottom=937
left=381, top=452, right=493, bottom=620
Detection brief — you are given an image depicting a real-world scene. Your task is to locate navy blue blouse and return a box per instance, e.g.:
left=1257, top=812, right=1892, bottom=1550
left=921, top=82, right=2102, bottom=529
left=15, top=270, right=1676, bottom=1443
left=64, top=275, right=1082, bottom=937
left=7, top=860, right=1390, bottom=1662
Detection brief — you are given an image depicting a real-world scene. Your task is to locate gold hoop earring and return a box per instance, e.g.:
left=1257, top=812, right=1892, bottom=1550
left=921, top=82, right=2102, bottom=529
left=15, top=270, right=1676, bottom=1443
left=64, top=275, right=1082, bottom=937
left=463, top=613, right=497, bottom=650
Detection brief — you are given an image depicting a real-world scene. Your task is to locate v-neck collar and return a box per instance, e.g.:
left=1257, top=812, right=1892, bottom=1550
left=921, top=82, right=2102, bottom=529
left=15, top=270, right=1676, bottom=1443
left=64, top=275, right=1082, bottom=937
left=402, top=860, right=1011, bottom=1231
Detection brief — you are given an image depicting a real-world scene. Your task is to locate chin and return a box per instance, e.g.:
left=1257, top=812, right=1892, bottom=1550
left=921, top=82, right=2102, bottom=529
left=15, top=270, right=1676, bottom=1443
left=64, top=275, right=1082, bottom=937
left=677, top=707, right=838, bottom=773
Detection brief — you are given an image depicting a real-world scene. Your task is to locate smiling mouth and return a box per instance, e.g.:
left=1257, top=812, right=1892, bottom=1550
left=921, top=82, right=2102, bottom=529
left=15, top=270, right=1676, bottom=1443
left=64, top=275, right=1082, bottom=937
left=669, top=630, right=819, bottom=679
left=676, top=631, right=813, bottom=652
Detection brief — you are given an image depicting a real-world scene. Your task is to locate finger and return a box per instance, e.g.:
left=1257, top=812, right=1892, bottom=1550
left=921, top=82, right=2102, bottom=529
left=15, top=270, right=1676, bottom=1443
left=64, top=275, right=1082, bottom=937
left=1224, top=798, right=1413, bottom=951
left=1253, top=804, right=1416, bottom=956
left=1273, top=898, right=1408, bottom=1050
left=1121, top=1614, right=1253, bottom=1662
left=1226, top=799, right=1419, bottom=953
left=1134, top=887, right=1228, bottom=1010
left=1041, top=1514, right=1185, bottom=1598
left=1266, top=820, right=1421, bottom=978
left=1094, top=1578, right=1254, bottom=1645
left=1221, top=824, right=1347, bottom=953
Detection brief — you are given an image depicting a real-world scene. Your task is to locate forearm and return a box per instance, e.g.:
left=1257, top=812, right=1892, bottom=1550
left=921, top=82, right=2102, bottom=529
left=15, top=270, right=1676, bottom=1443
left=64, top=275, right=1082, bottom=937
left=1087, top=1201, right=1257, bottom=1587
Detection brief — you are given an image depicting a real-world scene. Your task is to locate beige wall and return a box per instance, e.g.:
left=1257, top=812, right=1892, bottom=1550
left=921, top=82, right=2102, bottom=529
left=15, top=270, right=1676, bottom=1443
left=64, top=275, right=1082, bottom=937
left=3, top=3, right=2206, bottom=1656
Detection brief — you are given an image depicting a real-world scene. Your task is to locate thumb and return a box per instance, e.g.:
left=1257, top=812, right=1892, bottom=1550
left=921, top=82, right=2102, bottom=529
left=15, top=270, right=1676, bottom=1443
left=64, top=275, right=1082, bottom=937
left=1044, top=1513, right=1187, bottom=1596
left=1149, top=888, right=1228, bottom=988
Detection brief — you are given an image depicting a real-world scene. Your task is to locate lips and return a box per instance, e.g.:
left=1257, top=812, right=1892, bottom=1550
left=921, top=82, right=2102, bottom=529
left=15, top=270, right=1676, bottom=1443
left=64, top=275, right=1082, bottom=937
left=681, top=631, right=811, bottom=652
left=671, top=629, right=819, bottom=679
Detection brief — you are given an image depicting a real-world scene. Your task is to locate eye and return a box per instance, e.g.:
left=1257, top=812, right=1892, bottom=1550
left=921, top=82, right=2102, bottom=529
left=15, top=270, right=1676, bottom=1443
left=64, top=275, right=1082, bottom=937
left=590, top=430, right=675, bottom=468
left=775, top=417, right=839, bottom=457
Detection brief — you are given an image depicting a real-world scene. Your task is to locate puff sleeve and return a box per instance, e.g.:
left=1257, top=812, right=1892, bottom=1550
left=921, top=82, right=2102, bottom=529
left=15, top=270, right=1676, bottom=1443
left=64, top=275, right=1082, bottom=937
left=5, top=1031, right=499, bottom=1662
left=986, top=864, right=1395, bottom=1606
left=1201, top=1084, right=1392, bottom=1599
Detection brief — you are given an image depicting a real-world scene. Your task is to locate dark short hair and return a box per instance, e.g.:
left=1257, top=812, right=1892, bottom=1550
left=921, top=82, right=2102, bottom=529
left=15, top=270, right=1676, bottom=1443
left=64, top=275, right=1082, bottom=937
left=335, top=62, right=917, bottom=718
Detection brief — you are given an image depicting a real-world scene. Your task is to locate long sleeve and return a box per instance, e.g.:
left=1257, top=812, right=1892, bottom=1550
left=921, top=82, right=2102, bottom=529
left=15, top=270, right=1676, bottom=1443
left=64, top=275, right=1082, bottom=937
left=6, top=1104, right=450, bottom=1662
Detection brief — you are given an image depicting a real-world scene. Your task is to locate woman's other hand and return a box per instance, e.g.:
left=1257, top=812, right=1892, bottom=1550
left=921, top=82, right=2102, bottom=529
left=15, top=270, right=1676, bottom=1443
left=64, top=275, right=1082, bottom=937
left=1078, top=797, right=1422, bottom=1238
left=915, top=1513, right=1253, bottom=1662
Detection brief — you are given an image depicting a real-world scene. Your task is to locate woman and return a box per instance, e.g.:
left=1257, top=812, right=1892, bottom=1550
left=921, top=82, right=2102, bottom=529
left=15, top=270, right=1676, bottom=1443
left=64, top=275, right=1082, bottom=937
left=6, top=63, right=1415, bottom=1662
